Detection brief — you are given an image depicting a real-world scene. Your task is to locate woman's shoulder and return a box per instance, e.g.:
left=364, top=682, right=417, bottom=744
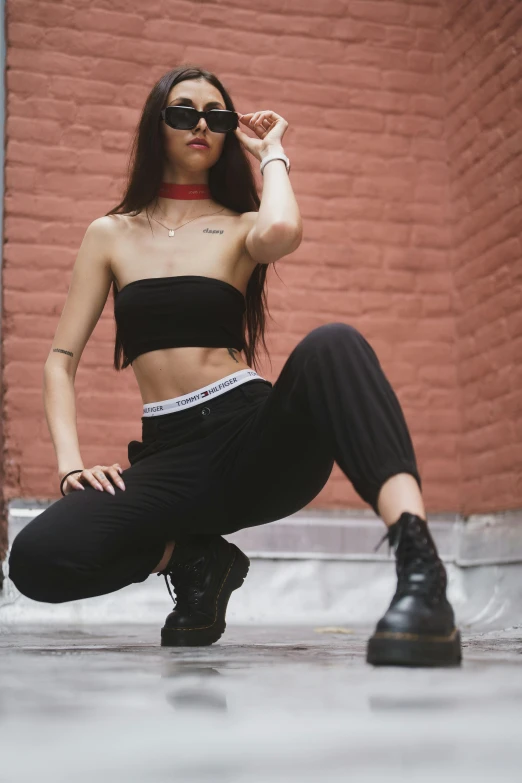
left=84, top=214, right=123, bottom=239
left=91, top=213, right=133, bottom=229
left=98, top=212, right=138, bottom=236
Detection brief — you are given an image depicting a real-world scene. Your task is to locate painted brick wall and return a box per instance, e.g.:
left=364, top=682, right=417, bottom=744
left=443, top=0, right=522, bottom=514
left=1, top=0, right=519, bottom=524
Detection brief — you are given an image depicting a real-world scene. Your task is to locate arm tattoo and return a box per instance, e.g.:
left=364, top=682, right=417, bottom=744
left=53, top=348, right=74, bottom=357
left=227, top=348, right=240, bottom=363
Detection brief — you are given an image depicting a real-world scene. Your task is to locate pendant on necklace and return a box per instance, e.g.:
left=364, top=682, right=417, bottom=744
left=169, top=229, right=175, bottom=237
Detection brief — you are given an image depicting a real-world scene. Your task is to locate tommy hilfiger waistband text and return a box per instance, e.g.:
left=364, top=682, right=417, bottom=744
left=142, top=369, right=266, bottom=417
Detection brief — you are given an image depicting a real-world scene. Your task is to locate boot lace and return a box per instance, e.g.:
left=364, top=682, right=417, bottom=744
left=158, top=557, right=204, bottom=612
left=375, top=517, right=447, bottom=604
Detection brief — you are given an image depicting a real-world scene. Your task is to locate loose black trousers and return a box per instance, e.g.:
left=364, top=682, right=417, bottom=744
left=9, top=323, right=422, bottom=603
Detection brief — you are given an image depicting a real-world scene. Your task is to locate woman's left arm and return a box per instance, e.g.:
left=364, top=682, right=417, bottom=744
left=235, top=110, right=303, bottom=262
left=256, top=142, right=302, bottom=240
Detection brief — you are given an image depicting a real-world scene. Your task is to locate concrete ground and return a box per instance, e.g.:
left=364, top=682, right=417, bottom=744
left=1, top=623, right=522, bottom=782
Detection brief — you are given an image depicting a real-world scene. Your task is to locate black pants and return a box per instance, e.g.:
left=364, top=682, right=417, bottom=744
left=9, top=323, right=422, bottom=604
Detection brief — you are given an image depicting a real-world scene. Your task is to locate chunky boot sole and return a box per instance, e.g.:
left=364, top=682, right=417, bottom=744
left=366, top=628, right=462, bottom=667
left=160, top=546, right=250, bottom=647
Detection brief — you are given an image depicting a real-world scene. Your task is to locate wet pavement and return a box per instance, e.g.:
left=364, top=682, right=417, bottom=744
left=1, top=623, right=521, bottom=782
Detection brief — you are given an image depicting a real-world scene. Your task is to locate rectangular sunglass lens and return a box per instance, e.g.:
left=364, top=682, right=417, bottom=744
left=207, top=110, right=238, bottom=132
left=165, top=106, right=198, bottom=129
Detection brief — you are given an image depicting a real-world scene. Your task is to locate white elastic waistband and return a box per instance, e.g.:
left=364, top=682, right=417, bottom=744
left=142, top=369, right=267, bottom=417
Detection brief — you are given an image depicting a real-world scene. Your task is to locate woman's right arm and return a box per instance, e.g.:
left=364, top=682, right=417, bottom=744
left=43, top=216, right=115, bottom=482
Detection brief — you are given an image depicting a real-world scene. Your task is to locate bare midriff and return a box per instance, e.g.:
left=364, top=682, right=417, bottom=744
left=131, top=346, right=254, bottom=403
left=109, top=207, right=260, bottom=405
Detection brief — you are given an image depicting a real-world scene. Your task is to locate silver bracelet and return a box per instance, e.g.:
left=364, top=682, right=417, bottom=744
left=260, top=152, right=291, bottom=176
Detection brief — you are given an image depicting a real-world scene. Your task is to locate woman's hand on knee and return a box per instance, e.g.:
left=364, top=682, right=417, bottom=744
left=62, top=463, right=126, bottom=495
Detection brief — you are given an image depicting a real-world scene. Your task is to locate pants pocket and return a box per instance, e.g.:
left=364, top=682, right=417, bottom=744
left=127, top=439, right=159, bottom=465
left=239, top=381, right=272, bottom=404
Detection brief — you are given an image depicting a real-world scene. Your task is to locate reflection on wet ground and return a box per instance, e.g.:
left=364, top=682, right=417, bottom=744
left=1, top=624, right=521, bottom=782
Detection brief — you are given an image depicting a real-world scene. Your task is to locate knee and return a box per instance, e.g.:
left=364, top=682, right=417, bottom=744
left=295, top=322, right=363, bottom=356
left=8, top=528, right=65, bottom=603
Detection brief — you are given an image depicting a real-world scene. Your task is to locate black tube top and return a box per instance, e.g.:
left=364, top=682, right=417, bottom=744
left=113, top=275, right=246, bottom=365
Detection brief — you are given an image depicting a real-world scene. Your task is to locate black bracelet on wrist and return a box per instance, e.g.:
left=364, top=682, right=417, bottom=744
left=60, top=469, right=84, bottom=496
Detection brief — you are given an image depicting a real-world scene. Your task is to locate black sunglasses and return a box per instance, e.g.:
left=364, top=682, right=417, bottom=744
left=160, top=105, right=239, bottom=133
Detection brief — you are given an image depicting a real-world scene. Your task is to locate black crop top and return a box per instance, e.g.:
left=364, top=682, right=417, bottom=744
left=114, top=275, right=246, bottom=366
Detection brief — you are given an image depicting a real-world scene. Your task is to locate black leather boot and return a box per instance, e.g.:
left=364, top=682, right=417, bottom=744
left=366, top=512, right=462, bottom=667
left=158, top=534, right=250, bottom=647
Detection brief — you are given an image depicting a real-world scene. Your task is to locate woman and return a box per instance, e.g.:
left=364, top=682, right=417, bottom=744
left=8, top=66, right=461, bottom=668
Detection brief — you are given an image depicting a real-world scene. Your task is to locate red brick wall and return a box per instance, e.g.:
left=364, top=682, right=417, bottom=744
left=1, top=0, right=520, bottom=521
left=443, top=0, right=522, bottom=514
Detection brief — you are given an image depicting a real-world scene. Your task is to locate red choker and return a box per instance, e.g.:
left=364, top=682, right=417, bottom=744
left=159, top=182, right=211, bottom=200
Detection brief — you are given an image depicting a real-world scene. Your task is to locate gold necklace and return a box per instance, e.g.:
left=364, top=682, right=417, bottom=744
left=150, top=207, right=226, bottom=237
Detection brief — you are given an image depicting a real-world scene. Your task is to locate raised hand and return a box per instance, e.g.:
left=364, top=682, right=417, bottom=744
left=234, top=110, right=288, bottom=160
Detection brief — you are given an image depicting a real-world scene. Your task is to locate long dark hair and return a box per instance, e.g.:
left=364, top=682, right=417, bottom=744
left=105, top=65, right=276, bottom=372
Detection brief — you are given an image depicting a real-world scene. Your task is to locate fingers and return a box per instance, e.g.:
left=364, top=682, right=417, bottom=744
left=240, top=111, right=274, bottom=130
left=66, top=474, right=85, bottom=493
left=82, top=465, right=126, bottom=495
left=239, top=111, right=285, bottom=145
left=63, top=463, right=127, bottom=495
left=241, top=111, right=275, bottom=122
left=81, top=467, right=111, bottom=494
left=107, top=464, right=126, bottom=492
